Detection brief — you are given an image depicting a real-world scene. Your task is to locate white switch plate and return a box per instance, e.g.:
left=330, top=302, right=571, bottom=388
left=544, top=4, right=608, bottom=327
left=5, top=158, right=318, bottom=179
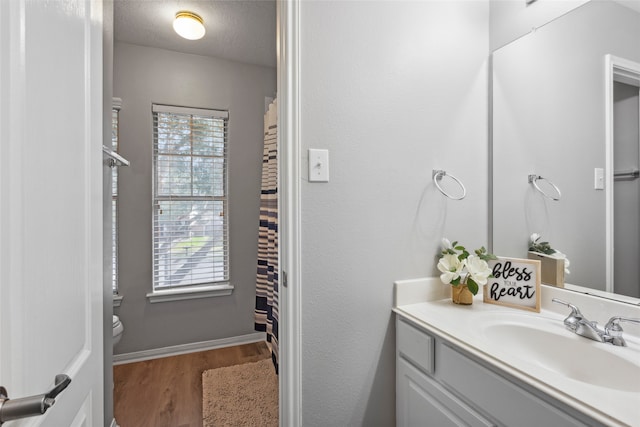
left=308, top=149, right=329, bottom=182
left=594, top=167, right=604, bottom=190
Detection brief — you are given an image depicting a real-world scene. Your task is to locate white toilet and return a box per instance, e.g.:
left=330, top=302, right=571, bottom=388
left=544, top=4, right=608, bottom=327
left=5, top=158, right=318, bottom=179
left=112, top=315, right=124, bottom=347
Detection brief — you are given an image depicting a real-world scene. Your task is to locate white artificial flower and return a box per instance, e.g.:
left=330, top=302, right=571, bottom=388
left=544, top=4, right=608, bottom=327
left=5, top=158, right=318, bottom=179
left=441, top=238, right=453, bottom=251
left=437, top=254, right=464, bottom=284
left=551, top=250, right=571, bottom=275
left=465, top=255, right=492, bottom=286
left=530, top=233, right=541, bottom=244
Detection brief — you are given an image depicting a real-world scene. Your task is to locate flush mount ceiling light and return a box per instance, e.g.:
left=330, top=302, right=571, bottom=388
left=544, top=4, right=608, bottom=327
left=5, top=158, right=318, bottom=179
left=173, top=11, right=205, bottom=40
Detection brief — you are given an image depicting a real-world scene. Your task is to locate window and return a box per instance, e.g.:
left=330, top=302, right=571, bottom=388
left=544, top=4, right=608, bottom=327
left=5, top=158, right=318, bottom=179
left=112, top=99, right=121, bottom=296
left=151, top=104, right=229, bottom=295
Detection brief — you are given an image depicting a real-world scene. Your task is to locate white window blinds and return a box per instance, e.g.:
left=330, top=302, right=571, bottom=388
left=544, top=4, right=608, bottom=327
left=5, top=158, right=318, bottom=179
left=152, top=104, right=229, bottom=290
left=112, top=102, right=120, bottom=294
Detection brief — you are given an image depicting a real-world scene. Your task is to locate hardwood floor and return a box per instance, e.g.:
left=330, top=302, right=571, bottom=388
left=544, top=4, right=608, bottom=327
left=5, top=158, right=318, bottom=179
left=113, top=341, right=272, bottom=427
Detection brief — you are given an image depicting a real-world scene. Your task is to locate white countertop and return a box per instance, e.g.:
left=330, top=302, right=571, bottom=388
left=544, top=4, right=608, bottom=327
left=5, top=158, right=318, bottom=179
left=394, top=278, right=640, bottom=427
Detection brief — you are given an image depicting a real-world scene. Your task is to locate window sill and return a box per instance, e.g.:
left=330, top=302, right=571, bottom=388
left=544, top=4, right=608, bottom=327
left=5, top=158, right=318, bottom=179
left=113, top=294, right=123, bottom=308
left=146, top=283, right=234, bottom=304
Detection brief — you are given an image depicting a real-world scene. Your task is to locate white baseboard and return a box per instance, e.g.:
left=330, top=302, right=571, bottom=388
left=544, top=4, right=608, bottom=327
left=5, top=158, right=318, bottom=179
left=113, top=332, right=266, bottom=365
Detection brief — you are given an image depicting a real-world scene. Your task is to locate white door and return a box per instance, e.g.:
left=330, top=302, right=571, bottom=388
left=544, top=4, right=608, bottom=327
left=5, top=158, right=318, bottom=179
left=0, top=0, right=104, bottom=425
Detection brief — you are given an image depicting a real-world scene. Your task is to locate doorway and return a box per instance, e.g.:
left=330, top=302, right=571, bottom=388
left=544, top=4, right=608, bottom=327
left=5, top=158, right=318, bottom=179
left=108, top=0, right=297, bottom=424
left=606, top=55, right=640, bottom=298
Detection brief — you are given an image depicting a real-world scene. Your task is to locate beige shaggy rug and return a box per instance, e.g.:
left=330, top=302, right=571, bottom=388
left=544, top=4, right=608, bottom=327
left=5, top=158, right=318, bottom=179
left=202, top=358, right=278, bottom=427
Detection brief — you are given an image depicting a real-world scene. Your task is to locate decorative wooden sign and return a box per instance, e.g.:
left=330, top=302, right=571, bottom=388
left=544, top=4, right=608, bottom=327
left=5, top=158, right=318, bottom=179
left=483, top=257, right=541, bottom=312
left=527, top=251, right=565, bottom=288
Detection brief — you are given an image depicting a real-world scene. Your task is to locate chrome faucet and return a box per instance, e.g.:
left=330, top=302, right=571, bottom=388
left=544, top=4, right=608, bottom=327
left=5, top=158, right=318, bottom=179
left=552, top=298, right=640, bottom=347
left=603, top=316, right=640, bottom=347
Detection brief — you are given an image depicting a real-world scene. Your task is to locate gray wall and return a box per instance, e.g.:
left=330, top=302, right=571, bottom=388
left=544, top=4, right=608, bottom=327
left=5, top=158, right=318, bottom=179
left=113, top=42, right=276, bottom=354
left=492, top=0, right=640, bottom=290
left=299, top=1, right=489, bottom=425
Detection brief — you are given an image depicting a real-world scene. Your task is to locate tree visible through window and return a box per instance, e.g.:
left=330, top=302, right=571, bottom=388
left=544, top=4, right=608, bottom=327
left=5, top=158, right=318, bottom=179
left=152, top=104, right=229, bottom=290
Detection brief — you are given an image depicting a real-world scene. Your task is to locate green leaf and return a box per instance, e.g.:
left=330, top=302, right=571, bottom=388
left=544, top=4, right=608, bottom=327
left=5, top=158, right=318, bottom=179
left=467, top=278, right=479, bottom=295
left=480, top=253, right=497, bottom=261
left=451, top=277, right=461, bottom=285
left=451, top=241, right=458, bottom=247
left=454, top=245, right=465, bottom=251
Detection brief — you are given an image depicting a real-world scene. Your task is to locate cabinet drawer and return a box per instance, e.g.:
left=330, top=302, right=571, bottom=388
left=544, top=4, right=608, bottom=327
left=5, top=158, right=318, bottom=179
left=397, top=318, right=434, bottom=375
left=438, top=344, right=589, bottom=427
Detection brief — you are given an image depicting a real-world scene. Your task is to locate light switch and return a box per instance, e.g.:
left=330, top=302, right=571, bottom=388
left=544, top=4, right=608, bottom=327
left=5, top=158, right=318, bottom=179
left=594, top=168, right=604, bottom=190
left=308, top=149, right=329, bottom=182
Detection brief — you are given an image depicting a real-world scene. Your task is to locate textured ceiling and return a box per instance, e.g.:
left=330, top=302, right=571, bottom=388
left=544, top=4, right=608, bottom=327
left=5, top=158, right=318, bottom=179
left=114, top=0, right=277, bottom=68
left=114, top=0, right=638, bottom=70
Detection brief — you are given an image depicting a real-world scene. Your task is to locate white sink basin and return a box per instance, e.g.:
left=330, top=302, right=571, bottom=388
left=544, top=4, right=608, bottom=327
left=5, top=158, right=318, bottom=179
left=476, top=312, right=640, bottom=392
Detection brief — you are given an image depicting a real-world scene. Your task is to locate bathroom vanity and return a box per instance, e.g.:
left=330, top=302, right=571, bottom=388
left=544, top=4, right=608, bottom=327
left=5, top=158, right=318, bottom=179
left=394, top=278, right=640, bottom=427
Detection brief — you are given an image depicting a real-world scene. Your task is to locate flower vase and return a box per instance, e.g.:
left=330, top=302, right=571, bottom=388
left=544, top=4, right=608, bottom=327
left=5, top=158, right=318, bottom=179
left=452, top=284, right=473, bottom=305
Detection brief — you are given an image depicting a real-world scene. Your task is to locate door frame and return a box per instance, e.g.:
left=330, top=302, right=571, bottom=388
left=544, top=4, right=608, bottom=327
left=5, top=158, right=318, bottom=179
left=277, top=1, right=302, bottom=424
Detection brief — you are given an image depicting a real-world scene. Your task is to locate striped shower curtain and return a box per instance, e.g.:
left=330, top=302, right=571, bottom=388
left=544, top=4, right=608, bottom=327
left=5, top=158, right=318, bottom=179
left=255, top=99, right=279, bottom=373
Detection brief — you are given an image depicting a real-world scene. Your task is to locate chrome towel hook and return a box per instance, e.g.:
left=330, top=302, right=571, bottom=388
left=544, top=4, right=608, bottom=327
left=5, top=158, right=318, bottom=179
left=528, top=174, right=561, bottom=201
left=433, top=170, right=466, bottom=200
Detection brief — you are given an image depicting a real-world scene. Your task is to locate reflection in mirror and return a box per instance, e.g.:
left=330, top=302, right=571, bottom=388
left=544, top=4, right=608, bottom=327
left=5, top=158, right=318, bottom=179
left=492, top=0, right=640, bottom=301
left=610, top=55, right=640, bottom=299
